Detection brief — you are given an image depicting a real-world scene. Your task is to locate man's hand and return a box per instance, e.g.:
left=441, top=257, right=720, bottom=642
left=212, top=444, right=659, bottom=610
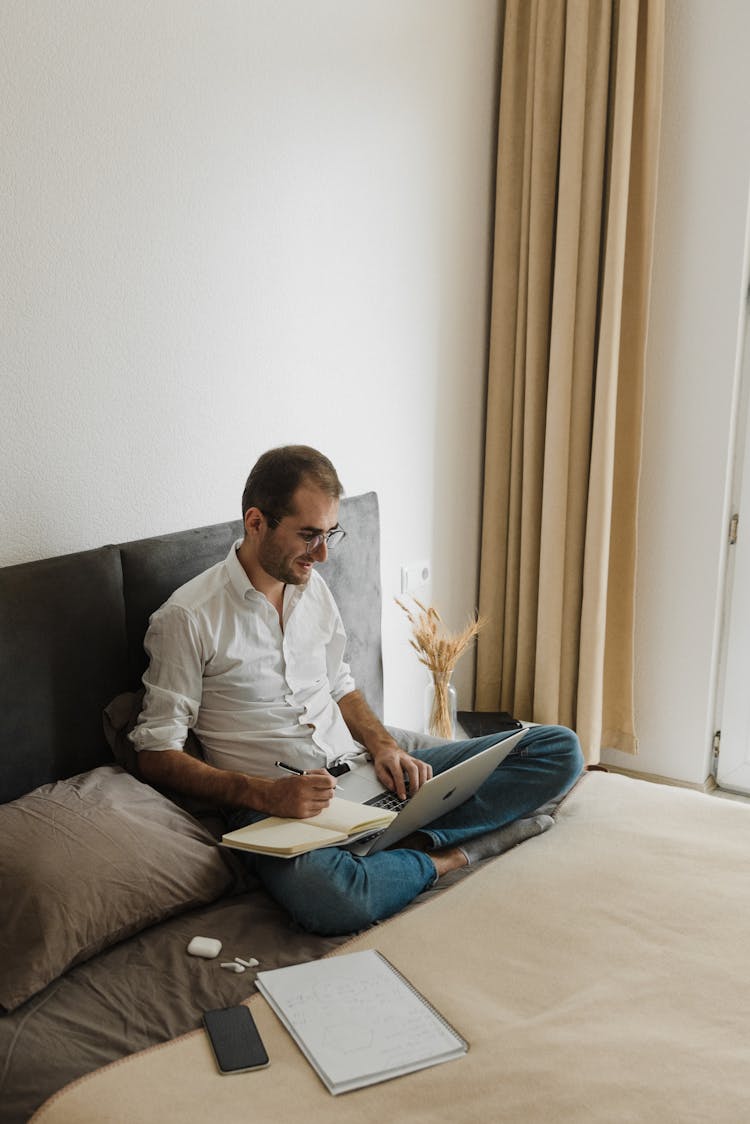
left=370, top=745, right=432, bottom=802
left=262, top=769, right=337, bottom=818
left=336, top=689, right=433, bottom=801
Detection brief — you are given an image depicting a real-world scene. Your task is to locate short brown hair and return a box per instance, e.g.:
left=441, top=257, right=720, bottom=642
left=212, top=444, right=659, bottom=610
left=241, top=446, right=344, bottom=520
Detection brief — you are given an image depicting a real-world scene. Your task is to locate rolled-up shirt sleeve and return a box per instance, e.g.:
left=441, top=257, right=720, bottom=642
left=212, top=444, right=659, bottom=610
left=129, top=605, right=205, bottom=753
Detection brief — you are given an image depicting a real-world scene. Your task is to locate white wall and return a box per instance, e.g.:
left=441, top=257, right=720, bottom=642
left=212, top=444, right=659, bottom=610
left=603, top=0, right=750, bottom=785
left=10, top=0, right=745, bottom=787
left=1, top=1, right=501, bottom=730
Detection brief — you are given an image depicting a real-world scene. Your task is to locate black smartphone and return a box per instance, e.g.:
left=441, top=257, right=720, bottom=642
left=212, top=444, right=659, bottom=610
left=203, top=1005, right=270, bottom=1075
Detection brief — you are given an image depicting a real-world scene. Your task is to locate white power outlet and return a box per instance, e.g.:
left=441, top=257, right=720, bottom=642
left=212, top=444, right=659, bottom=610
left=400, top=559, right=431, bottom=594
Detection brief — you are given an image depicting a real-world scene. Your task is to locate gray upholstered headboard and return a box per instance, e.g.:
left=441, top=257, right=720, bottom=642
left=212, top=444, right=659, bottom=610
left=0, top=493, right=383, bottom=805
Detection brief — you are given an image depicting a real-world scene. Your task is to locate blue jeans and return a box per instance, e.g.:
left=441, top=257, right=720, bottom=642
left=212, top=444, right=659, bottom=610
left=227, top=725, right=583, bottom=936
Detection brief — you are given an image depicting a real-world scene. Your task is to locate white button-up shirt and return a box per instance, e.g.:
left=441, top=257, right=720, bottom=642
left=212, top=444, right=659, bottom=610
left=129, top=541, right=361, bottom=777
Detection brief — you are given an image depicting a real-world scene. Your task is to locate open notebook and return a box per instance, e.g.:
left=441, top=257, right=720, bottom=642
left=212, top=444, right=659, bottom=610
left=220, top=798, right=396, bottom=857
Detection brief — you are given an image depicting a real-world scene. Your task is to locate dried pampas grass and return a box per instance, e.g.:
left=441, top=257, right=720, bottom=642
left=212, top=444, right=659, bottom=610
left=396, top=598, right=485, bottom=738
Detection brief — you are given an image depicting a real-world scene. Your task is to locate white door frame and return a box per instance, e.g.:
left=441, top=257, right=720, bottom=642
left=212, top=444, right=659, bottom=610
left=714, top=192, right=750, bottom=794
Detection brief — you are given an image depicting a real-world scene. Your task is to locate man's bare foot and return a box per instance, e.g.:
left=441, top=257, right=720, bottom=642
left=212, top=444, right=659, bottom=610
left=393, top=833, right=469, bottom=877
left=427, top=845, right=469, bottom=878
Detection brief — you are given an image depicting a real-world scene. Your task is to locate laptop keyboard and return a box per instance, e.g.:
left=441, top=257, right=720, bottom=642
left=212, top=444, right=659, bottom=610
left=364, top=789, right=408, bottom=813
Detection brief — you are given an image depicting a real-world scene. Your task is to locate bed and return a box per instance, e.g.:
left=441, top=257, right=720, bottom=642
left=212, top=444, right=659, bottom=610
left=2, top=494, right=749, bottom=1122
left=26, top=770, right=750, bottom=1124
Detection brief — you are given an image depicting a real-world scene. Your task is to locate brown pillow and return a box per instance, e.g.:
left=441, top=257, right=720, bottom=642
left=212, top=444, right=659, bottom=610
left=0, top=766, right=235, bottom=1011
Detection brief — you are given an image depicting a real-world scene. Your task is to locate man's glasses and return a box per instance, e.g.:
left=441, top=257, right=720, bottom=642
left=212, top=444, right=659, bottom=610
left=261, top=512, right=346, bottom=553
left=299, top=527, right=346, bottom=553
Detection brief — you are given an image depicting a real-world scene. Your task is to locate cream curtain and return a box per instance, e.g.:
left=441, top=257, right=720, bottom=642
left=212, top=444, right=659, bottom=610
left=475, top=0, right=664, bottom=762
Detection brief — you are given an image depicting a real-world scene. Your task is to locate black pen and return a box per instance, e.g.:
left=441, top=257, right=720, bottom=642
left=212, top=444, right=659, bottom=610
left=274, top=760, right=337, bottom=789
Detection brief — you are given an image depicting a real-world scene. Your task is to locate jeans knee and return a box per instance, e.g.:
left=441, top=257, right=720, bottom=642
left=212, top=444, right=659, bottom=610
left=289, top=888, right=376, bottom=937
left=264, top=855, right=380, bottom=937
left=522, top=723, right=584, bottom=783
left=552, top=725, right=585, bottom=785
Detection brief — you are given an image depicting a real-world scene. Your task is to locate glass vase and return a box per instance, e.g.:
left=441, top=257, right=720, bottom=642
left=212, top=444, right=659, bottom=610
left=424, top=672, right=457, bottom=740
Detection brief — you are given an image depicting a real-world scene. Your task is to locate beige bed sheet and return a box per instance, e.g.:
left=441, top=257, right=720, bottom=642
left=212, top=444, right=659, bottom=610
left=31, top=772, right=750, bottom=1123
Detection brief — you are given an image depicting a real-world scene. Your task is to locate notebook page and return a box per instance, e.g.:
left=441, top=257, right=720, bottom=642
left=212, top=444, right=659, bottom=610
left=256, top=948, right=467, bottom=1093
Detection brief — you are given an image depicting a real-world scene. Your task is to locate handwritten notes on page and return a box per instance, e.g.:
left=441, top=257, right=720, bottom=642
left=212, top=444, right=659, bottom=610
left=255, top=948, right=468, bottom=1095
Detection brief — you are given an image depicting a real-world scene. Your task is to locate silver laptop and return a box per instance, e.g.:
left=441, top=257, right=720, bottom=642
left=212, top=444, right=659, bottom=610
left=335, top=727, right=527, bottom=856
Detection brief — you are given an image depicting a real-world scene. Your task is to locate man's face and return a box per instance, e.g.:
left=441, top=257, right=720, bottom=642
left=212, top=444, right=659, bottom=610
left=258, top=483, right=340, bottom=586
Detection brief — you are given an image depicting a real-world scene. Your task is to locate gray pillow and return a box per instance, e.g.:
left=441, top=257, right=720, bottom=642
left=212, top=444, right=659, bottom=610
left=0, top=766, right=235, bottom=1011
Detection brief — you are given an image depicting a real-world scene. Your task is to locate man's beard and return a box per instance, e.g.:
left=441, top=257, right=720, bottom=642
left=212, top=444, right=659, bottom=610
left=257, top=539, right=312, bottom=586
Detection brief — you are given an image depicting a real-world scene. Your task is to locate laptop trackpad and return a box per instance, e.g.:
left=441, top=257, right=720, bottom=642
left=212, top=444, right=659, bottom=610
left=333, top=760, right=385, bottom=803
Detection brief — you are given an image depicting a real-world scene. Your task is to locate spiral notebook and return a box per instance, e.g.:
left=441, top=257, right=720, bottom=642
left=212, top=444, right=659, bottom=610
left=255, top=948, right=468, bottom=1095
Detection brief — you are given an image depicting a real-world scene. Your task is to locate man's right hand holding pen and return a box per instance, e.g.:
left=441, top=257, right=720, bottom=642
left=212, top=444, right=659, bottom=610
left=263, top=760, right=337, bottom=819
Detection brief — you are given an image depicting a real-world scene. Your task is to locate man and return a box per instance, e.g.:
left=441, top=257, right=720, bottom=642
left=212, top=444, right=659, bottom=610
left=132, top=445, right=583, bottom=935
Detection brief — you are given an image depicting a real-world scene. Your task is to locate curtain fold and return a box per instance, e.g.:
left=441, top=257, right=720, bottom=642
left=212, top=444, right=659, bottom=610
left=476, top=0, right=664, bottom=762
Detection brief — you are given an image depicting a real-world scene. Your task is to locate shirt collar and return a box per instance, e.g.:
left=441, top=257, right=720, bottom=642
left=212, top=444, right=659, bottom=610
left=226, top=539, right=257, bottom=601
